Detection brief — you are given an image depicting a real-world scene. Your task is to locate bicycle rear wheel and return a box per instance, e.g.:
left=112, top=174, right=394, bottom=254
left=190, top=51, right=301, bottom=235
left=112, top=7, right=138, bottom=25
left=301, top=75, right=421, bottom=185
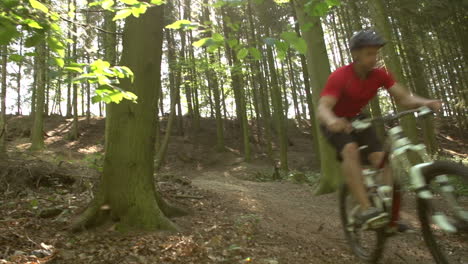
left=417, top=161, right=468, bottom=264
left=339, top=184, right=387, bottom=263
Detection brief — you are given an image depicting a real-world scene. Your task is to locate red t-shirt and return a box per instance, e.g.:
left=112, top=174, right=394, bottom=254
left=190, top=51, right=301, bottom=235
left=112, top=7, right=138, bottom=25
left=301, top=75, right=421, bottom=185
left=320, top=63, right=395, bottom=118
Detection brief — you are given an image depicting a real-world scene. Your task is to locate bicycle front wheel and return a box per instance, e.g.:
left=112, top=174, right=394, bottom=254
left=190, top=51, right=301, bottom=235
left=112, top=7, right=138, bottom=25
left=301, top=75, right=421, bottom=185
left=417, top=161, right=468, bottom=264
left=339, top=184, right=387, bottom=263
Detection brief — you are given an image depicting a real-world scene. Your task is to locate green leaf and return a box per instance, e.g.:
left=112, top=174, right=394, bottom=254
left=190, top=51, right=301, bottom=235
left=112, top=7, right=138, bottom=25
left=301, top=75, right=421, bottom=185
left=306, top=1, right=330, bottom=17
left=275, top=40, right=289, bottom=53
left=64, top=66, right=83, bottom=73
left=193, top=37, right=211, bottom=47
left=277, top=50, right=286, bottom=61
left=150, top=0, right=164, bottom=4
left=325, top=0, right=340, bottom=7
left=24, top=33, right=44, bottom=47
left=212, top=33, right=224, bottom=42
left=280, top=31, right=298, bottom=43
left=92, top=95, right=102, bottom=104
left=24, top=19, right=43, bottom=29
left=237, top=48, right=248, bottom=60
left=227, top=39, right=238, bottom=49
left=0, top=24, right=20, bottom=45
left=212, top=0, right=226, bottom=8
left=29, top=0, right=49, bottom=13
left=207, top=45, right=218, bottom=53
left=280, top=31, right=307, bottom=54
left=120, top=0, right=138, bottom=4
left=113, top=9, right=132, bottom=21
left=166, top=19, right=192, bottom=29
left=9, top=54, right=24, bottom=62
left=101, top=0, right=115, bottom=9
left=292, top=38, right=307, bottom=54
left=248, top=47, right=262, bottom=60
left=54, top=57, right=64, bottom=68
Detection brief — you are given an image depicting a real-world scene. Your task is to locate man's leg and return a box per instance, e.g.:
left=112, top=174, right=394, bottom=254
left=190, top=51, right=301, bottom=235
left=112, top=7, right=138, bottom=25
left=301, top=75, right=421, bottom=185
left=341, top=142, right=372, bottom=210
left=368, top=151, right=392, bottom=186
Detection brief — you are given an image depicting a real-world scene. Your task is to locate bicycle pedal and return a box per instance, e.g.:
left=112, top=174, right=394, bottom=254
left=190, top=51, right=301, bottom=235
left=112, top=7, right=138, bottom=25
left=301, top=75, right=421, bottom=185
left=364, top=214, right=389, bottom=229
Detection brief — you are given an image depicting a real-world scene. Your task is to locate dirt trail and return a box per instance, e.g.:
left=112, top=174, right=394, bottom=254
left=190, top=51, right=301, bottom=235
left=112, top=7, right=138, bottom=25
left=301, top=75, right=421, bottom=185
left=191, top=165, right=458, bottom=264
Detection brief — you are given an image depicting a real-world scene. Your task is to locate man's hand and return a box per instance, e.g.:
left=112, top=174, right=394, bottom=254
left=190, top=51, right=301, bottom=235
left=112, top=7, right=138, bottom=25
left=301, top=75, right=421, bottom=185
left=327, top=118, right=353, bottom=133
left=424, top=99, right=443, bottom=112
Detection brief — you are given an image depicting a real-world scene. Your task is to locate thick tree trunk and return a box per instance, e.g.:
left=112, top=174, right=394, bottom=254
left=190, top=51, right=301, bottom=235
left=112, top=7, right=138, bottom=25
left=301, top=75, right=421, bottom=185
left=367, top=0, right=418, bottom=142
left=290, top=5, right=321, bottom=160
left=293, top=0, right=342, bottom=194
left=72, top=6, right=183, bottom=232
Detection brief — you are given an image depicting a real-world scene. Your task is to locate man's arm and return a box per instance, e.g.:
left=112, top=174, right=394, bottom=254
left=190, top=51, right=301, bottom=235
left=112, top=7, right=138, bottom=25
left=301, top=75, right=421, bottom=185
left=318, top=96, right=352, bottom=133
left=317, top=96, right=338, bottom=125
left=388, top=83, right=442, bottom=111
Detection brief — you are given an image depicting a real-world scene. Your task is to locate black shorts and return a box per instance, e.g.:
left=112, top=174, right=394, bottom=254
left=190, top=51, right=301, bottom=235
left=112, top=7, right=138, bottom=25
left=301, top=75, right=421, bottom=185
left=320, top=117, right=383, bottom=163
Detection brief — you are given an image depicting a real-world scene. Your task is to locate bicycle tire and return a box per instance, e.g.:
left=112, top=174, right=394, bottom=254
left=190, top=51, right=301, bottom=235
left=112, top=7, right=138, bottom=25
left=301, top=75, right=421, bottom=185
left=339, top=184, right=387, bottom=263
left=417, top=161, right=468, bottom=264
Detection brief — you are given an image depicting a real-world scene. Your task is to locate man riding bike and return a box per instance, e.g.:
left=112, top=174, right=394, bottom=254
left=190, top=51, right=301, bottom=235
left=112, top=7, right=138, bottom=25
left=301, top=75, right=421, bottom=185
left=317, top=30, right=442, bottom=228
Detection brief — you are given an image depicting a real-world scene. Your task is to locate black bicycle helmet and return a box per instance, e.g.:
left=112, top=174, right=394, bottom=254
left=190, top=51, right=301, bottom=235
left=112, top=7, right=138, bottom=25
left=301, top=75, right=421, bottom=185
left=349, top=30, right=386, bottom=50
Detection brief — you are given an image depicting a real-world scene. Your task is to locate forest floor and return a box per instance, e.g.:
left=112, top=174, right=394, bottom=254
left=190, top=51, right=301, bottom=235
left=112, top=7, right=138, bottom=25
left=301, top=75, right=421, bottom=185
left=0, top=115, right=467, bottom=264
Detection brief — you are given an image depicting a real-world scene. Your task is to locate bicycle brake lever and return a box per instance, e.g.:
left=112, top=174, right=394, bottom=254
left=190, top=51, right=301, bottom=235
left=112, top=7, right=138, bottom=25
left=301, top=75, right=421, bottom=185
left=417, top=106, right=434, bottom=117
left=351, top=119, right=372, bottom=130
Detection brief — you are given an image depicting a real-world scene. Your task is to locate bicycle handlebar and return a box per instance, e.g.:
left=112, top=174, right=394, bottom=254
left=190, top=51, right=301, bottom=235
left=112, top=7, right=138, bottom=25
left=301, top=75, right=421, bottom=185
left=351, top=106, right=434, bottom=131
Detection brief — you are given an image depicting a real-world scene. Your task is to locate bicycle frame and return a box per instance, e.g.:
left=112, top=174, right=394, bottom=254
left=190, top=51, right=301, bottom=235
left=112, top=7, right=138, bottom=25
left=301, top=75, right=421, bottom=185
left=351, top=108, right=465, bottom=233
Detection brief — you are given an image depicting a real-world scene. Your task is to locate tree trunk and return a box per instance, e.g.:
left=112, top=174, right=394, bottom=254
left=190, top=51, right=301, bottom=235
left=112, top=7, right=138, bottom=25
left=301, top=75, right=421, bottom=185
left=155, top=29, right=179, bottom=169
left=221, top=7, right=251, bottom=161
left=266, top=41, right=288, bottom=171
left=291, top=4, right=320, bottom=160
left=65, top=0, right=72, bottom=118
left=71, top=5, right=183, bottom=232
left=287, top=54, right=301, bottom=123
left=17, top=37, right=23, bottom=115
left=0, top=45, right=7, bottom=155
left=293, top=0, right=342, bottom=194
left=248, top=0, right=273, bottom=157
left=367, top=0, right=418, bottom=142
left=69, top=0, right=79, bottom=140
left=30, top=42, right=47, bottom=151
left=348, top=0, right=385, bottom=138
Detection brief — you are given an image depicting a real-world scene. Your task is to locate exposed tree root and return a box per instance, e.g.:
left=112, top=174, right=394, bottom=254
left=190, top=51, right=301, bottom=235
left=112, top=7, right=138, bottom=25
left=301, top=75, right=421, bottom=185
left=155, top=191, right=189, bottom=218
left=71, top=190, right=184, bottom=233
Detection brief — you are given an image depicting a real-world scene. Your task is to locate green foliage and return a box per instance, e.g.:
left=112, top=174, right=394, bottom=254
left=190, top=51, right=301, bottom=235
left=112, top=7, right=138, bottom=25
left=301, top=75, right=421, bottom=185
left=165, top=19, right=200, bottom=30
left=280, top=31, right=307, bottom=54
left=89, top=0, right=165, bottom=21
left=66, top=60, right=137, bottom=104
left=237, top=48, right=248, bottom=60
left=0, top=0, right=64, bottom=68
left=304, top=0, right=340, bottom=17
left=1, top=0, right=163, bottom=105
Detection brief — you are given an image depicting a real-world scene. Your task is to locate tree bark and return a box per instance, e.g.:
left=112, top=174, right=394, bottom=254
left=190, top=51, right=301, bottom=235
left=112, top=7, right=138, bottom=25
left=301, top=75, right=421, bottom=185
left=72, top=5, right=183, bottom=232
left=293, top=0, right=342, bottom=194
left=0, top=45, right=7, bottom=155
left=30, top=42, right=47, bottom=151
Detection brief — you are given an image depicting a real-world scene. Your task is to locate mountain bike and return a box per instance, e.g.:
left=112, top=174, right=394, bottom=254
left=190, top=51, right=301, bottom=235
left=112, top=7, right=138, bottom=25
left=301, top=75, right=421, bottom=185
left=339, top=106, right=468, bottom=263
